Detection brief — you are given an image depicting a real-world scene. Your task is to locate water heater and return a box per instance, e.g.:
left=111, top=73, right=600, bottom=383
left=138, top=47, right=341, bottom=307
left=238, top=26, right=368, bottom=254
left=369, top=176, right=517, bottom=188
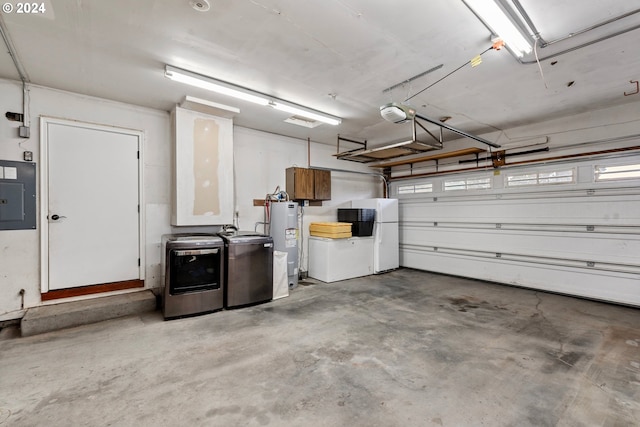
left=270, top=201, right=299, bottom=288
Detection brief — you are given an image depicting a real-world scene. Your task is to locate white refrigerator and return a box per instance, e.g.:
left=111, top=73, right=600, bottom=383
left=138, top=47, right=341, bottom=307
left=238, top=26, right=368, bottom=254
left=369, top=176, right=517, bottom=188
left=351, top=198, right=399, bottom=273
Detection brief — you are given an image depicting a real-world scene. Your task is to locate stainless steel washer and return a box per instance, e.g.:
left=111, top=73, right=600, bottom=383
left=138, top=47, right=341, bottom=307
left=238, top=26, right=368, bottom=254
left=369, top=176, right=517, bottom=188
left=162, top=234, right=224, bottom=319
left=218, top=231, right=273, bottom=308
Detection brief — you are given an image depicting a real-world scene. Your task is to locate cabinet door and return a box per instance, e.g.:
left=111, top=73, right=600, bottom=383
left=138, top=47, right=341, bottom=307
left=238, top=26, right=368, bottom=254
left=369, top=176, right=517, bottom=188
left=286, top=167, right=314, bottom=200
left=313, top=169, right=331, bottom=200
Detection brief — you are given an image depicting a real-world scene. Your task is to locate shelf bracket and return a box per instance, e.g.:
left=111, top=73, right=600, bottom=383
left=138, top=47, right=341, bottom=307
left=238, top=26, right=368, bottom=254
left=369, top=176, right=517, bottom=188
left=414, top=113, right=501, bottom=148
left=337, top=135, right=367, bottom=155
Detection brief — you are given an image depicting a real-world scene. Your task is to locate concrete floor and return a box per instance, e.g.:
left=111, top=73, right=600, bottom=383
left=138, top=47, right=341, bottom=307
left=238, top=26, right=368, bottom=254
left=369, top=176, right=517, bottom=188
left=0, top=269, right=639, bottom=426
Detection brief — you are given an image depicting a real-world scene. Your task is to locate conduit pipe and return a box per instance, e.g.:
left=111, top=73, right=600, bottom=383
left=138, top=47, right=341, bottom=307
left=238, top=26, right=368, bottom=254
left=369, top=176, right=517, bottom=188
left=0, top=15, right=30, bottom=130
left=509, top=1, right=640, bottom=64
left=310, top=166, right=390, bottom=198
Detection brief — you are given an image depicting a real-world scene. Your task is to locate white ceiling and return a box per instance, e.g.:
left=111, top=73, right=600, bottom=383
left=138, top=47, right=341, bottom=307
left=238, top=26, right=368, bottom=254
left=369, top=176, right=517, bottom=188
left=1, top=0, right=639, bottom=148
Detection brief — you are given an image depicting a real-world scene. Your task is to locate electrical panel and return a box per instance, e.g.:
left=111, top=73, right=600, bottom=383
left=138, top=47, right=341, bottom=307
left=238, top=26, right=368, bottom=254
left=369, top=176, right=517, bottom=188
left=0, top=160, right=36, bottom=230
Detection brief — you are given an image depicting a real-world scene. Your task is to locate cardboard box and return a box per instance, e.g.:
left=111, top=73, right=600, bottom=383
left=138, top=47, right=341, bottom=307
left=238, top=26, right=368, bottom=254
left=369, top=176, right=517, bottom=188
left=309, top=222, right=352, bottom=238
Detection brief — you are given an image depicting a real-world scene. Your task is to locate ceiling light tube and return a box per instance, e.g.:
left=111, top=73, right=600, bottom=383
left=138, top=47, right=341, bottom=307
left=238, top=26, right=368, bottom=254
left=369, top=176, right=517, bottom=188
left=166, top=65, right=342, bottom=126
left=464, top=0, right=532, bottom=57
left=165, top=65, right=270, bottom=106
left=270, top=101, right=342, bottom=126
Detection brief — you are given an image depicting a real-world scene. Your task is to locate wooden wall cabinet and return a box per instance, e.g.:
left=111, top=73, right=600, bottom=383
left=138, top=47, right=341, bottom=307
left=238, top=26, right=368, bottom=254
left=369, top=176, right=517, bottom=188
left=286, top=167, right=331, bottom=201
left=313, top=169, right=331, bottom=200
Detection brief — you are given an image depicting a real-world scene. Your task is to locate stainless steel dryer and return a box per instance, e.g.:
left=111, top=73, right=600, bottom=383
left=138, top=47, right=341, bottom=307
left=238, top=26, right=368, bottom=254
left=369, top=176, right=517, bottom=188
left=217, top=231, right=273, bottom=308
left=162, top=234, right=224, bottom=319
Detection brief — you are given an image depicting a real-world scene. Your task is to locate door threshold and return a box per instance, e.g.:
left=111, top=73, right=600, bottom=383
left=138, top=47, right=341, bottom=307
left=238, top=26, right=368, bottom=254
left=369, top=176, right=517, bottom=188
left=42, top=280, right=144, bottom=301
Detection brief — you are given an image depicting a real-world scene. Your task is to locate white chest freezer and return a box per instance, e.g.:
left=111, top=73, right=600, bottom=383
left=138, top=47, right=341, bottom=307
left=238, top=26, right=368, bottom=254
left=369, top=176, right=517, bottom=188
left=308, top=236, right=374, bottom=283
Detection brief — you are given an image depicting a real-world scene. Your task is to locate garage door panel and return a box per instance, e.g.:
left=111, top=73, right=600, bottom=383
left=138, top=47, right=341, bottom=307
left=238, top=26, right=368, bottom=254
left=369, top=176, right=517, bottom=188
left=401, top=195, right=640, bottom=226
left=400, top=225, right=640, bottom=267
left=401, top=249, right=640, bottom=306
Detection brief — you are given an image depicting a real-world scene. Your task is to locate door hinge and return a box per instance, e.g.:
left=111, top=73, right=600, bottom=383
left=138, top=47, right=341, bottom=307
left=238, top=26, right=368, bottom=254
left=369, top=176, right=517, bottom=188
left=137, top=151, right=140, bottom=159
left=138, top=204, right=140, bottom=213
left=138, top=258, right=141, bottom=266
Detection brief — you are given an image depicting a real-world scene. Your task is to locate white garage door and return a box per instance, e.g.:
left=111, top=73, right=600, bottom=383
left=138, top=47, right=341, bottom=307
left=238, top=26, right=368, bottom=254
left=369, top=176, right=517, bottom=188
left=392, top=154, right=640, bottom=306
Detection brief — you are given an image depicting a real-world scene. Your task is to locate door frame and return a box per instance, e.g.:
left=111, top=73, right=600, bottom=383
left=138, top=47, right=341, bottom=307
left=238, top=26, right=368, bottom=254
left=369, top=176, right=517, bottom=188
left=39, top=116, right=146, bottom=294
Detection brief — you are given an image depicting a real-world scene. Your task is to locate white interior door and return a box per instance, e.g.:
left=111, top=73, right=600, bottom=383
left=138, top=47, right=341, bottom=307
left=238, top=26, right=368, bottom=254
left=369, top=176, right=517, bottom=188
left=43, top=119, right=142, bottom=291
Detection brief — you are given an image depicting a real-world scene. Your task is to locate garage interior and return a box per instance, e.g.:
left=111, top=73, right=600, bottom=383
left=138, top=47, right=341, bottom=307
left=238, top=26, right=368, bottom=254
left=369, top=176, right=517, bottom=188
left=0, top=1, right=639, bottom=425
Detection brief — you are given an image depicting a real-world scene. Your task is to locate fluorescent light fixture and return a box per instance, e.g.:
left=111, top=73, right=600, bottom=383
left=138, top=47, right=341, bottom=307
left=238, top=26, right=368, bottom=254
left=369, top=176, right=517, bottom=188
left=165, top=65, right=269, bottom=106
left=270, top=101, right=341, bottom=126
left=165, top=65, right=342, bottom=126
left=284, top=116, right=323, bottom=128
left=464, top=0, right=532, bottom=57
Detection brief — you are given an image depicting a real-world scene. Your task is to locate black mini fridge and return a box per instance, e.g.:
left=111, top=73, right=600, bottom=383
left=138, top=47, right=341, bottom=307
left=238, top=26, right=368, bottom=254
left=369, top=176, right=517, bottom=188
left=337, top=208, right=376, bottom=236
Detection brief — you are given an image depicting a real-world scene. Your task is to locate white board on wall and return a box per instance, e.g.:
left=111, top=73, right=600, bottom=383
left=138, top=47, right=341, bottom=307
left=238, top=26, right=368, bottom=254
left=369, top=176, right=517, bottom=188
left=172, top=107, right=234, bottom=226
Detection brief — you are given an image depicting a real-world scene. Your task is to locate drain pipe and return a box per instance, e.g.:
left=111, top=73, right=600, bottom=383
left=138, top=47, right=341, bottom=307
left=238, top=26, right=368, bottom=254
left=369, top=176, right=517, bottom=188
left=519, top=23, right=640, bottom=64
left=0, top=15, right=30, bottom=136
left=513, top=1, right=640, bottom=49
left=510, top=2, right=640, bottom=64
left=310, top=166, right=390, bottom=198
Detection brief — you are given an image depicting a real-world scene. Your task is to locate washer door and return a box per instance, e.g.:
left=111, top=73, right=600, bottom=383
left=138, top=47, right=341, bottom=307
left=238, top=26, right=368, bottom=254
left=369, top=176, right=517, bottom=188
left=169, top=248, right=222, bottom=295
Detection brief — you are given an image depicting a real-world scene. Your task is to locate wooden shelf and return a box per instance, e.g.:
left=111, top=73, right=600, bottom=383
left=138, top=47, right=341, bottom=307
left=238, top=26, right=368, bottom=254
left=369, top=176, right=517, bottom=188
left=368, top=147, right=486, bottom=168
left=335, top=139, right=442, bottom=163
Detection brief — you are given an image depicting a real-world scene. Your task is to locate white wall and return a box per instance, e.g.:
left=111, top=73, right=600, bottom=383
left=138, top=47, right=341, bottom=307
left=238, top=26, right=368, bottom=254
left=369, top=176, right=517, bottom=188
left=0, top=79, right=382, bottom=320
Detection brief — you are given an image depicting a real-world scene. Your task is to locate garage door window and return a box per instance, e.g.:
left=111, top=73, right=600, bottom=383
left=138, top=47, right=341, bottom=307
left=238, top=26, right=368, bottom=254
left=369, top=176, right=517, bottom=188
left=595, top=163, right=640, bottom=182
left=505, top=169, right=574, bottom=187
left=397, top=183, right=433, bottom=194
left=444, top=177, right=491, bottom=191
